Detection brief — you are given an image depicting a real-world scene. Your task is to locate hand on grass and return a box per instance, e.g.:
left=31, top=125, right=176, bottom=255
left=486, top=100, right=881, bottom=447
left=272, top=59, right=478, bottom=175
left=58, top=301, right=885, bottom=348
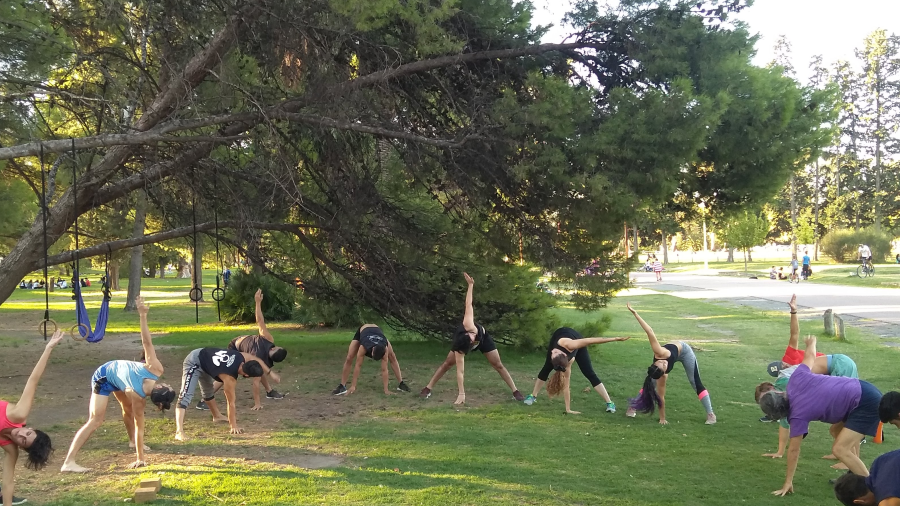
left=772, top=483, right=793, bottom=496
left=659, top=419, right=669, bottom=425
left=454, top=394, right=466, bottom=405
left=348, top=386, right=356, bottom=395
left=762, top=453, right=783, bottom=458
left=230, top=427, right=244, bottom=435
left=251, top=404, right=263, bottom=411
left=127, top=460, right=147, bottom=469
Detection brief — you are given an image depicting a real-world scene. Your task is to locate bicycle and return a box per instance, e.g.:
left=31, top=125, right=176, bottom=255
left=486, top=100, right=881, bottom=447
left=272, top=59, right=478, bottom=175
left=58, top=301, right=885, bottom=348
left=856, top=261, right=875, bottom=278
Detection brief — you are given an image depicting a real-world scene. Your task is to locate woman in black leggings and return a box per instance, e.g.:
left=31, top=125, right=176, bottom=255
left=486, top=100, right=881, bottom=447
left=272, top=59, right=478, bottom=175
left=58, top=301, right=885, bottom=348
left=524, top=328, right=629, bottom=414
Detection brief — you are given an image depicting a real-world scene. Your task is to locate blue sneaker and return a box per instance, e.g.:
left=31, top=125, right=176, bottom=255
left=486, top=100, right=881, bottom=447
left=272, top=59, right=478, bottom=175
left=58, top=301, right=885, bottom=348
left=605, top=402, right=616, bottom=413
left=523, top=394, right=536, bottom=406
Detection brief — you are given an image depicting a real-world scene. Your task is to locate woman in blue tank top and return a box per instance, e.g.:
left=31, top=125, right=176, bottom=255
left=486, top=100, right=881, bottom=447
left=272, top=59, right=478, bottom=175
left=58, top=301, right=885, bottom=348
left=60, top=296, right=175, bottom=472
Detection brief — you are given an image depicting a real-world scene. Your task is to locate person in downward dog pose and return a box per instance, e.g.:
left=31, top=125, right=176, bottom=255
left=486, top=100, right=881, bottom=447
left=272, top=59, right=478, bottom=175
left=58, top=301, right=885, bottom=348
left=754, top=295, right=861, bottom=467
left=61, top=296, right=176, bottom=473
left=332, top=324, right=410, bottom=396
left=624, top=303, right=716, bottom=425
left=0, top=330, right=64, bottom=506
left=523, top=327, right=629, bottom=413
left=196, top=289, right=288, bottom=411
left=174, top=347, right=274, bottom=441
left=759, top=335, right=883, bottom=497
left=419, top=272, right=525, bottom=404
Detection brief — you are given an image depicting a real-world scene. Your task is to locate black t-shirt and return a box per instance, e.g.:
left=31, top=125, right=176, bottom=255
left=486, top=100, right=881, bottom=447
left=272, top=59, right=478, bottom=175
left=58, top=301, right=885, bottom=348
left=359, top=327, right=388, bottom=359
left=550, top=327, right=582, bottom=360
left=198, top=347, right=245, bottom=379
left=452, top=324, right=486, bottom=354
left=228, top=335, right=275, bottom=368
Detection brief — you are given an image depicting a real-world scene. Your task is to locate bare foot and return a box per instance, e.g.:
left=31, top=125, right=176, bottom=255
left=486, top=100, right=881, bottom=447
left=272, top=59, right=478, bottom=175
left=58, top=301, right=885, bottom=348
left=831, top=462, right=849, bottom=470
left=60, top=462, right=92, bottom=473
left=129, top=443, right=151, bottom=451
left=822, top=454, right=838, bottom=460
left=174, top=431, right=186, bottom=442
left=212, top=415, right=228, bottom=423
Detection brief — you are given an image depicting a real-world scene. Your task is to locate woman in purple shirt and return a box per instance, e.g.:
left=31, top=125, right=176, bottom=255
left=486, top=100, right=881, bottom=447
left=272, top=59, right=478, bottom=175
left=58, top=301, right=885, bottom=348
left=759, top=335, right=883, bottom=496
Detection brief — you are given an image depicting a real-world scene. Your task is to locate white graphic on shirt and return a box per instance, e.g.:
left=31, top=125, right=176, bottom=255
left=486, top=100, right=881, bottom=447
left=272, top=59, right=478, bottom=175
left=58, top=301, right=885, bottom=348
left=212, top=350, right=236, bottom=368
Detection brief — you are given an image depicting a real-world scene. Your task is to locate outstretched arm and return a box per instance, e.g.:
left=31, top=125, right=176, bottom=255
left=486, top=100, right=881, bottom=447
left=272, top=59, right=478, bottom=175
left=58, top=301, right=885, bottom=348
left=772, top=436, right=802, bottom=496
left=137, top=297, right=164, bottom=377
left=254, top=289, right=274, bottom=342
left=562, top=336, right=630, bottom=351
left=348, top=346, right=366, bottom=394
left=380, top=355, right=394, bottom=395
left=787, top=294, right=799, bottom=350
left=222, top=378, right=242, bottom=434
left=9, top=330, right=64, bottom=423
left=626, top=303, right=667, bottom=357
left=240, top=353, right=280, bottom=383
left=801, top=335, right=817, bottom=369
left=454, top=352, right=466, bottom=405
left=657, top=374, right=668, bottom=424
left=562, top=367, right=578, bottom=414
left=3, top=444, right=18, bottom=506
left=462, top=272, right=476, bottom=333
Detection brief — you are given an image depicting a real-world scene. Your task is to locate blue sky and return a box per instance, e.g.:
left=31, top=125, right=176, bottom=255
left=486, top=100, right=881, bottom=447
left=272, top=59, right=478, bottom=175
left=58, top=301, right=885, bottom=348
left=531, top=0, right=900, bottom=83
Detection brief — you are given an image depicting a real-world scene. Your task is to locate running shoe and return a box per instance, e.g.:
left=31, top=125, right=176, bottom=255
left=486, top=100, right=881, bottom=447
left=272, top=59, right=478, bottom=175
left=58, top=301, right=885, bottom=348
left=625, top=407, right=636, bottom=418
left=397, top=381, right=410, bottom=393
left=513, top=390, right=525, bottom=402
left=759, top=416, right=774, bottom=423
left=605, top=402, right=616, bottom=413
left=523, top=394, right=536, bottom=406
left=266, top=389, right=285, bottom=399
left=0, top=489, right=26, bottom=505
left=196, top=400, right=209, bottom=411
left=419, top=387, right=432, bottom=399
left=331, top=384, right=348, bottom=396
left=706, top=413, right=717, bottom=425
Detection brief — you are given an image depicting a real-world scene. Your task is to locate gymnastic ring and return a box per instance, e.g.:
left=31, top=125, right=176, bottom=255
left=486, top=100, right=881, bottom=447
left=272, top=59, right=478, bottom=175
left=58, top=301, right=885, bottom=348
left=37, top=319, right=58, bottom=337
left=69, top=323, right=89, bottom=342
left=211, top=287, right=225, bottom=302
left=189, top=287, right=204, bottom=302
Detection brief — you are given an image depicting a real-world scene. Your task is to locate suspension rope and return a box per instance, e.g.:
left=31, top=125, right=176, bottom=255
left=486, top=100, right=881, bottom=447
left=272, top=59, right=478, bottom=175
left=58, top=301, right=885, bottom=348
left=212, top=166, right=225, bottom=320
left=38, top=144, right=55, bottom=339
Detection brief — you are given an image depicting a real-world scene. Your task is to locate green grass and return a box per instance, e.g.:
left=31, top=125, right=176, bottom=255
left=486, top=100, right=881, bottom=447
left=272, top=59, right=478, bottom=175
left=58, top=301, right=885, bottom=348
left=3, top=272, right=900, bottom=505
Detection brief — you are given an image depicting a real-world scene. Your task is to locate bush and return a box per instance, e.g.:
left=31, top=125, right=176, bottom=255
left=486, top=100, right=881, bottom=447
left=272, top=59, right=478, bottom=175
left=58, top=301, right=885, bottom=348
left=221, top=271, right=296, bottom=324
left=819, top=228, right=892, bottom=263
left=293, top=295, right=377, bottom=328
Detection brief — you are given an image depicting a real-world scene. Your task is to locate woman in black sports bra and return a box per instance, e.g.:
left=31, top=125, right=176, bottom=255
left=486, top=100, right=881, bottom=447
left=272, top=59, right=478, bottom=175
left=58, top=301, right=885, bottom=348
left=624, top=303, right=716, bottom=425
left=331, top=324, right=409, bottom=396
left=524, top=328, right=629, bottom=414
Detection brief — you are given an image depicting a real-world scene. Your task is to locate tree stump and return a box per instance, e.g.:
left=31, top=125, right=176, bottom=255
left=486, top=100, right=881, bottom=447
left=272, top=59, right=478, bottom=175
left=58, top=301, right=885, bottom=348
left=834, top=314, right=846, bottom=341
left=824, top=309, right=834, bottom=336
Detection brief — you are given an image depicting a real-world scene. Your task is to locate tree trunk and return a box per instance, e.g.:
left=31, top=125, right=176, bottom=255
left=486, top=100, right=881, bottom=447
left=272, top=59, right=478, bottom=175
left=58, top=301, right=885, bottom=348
left=108, top=262, right=121, bottom=291
left=192, top=237, right=203, bottom=300
left=790, top=174, right=797, bottom=255
left=743, top=248, right=748, bottom=273
left=748, top=249, right=753, bottom=262
left=623, top=222, right=629, bottom=258
left=661, top=231, right=668, bottom=264
left=633, top=226, right=639, bottom=258
left=148, top=262, right=157, bottom=278
left=124, top=191, right=148, bottom=311
left=814, top=159, right=820, bottom=261
left=159, top=256, right=168, bottom=278
left=727, top=246, right=735, bottom=263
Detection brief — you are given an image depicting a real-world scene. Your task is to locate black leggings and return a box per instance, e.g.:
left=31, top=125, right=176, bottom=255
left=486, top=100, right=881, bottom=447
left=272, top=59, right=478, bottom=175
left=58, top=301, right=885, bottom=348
left=537, top=347, right=602, bottom=387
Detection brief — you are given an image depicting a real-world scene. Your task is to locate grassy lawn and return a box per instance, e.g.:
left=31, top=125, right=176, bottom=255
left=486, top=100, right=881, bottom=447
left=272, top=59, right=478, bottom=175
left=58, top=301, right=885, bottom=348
left=2, top=272, right=900, bottom=505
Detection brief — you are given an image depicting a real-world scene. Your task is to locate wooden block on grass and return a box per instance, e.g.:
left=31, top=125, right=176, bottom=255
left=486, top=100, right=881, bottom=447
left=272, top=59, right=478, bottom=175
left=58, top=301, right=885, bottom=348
left=139, top=478, right=162, bottom=492
left=134, top=487, right=157, bottom=503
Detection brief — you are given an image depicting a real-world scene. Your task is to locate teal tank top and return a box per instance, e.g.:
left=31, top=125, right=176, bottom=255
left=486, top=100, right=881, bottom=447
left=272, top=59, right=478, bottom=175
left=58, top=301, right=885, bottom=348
left=105, top=360, right=159, bottom=397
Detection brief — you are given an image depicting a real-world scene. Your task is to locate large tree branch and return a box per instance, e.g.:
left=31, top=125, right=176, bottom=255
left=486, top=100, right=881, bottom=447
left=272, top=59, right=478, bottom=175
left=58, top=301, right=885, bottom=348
left=40, top=220, right=322, bottom=268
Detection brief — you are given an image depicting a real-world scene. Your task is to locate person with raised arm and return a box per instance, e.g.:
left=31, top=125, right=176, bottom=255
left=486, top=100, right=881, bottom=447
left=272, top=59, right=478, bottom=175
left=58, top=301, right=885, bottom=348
left=523, top=327, right=629, bottom=413
left=624, top=303, right=717, bottom=425
left=1, top=330, right=64, bottom=506
left=419, top=272, right=525, bottom=404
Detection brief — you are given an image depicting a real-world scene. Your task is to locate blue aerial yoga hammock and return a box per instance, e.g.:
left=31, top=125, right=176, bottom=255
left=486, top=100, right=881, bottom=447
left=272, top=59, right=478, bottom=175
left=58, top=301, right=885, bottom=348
left=72, top=253, right=111, bottom=343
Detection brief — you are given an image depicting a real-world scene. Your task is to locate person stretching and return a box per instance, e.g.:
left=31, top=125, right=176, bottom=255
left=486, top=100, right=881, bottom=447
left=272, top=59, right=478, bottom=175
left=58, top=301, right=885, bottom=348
left=0, top=330, right=63, bottom=506
left=834, top=448, right=900, bottom=506
left=523, top=327, right=629, bottom=413
left=624, top=303, right=716, bottom=425
left=332, top=324, right=410, bottom=396
left=60, top=296, right=176, bottom=472
left=197, top=289, right=288, bottom=411
left=759, top=335, right=883, bottom=496
left=419, top=272, right=525, bottom=404
left=174, top=348, right=274, bottom=441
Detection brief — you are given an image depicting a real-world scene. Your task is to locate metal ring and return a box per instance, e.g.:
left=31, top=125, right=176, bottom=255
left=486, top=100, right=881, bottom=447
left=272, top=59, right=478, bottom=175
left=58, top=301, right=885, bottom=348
left=189, top=286, right=204, bottom=302
left=37, top=319, right=58, bottom=337
left=70, top=323, right=90, bottom=342
left=211, top=287, right=225, bottom=302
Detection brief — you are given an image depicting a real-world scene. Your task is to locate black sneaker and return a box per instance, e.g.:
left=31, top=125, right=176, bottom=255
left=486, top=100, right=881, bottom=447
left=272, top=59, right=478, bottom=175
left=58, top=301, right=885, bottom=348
left=0, top=489, right=26, bottom=505
left=759, top=416, right=774, bottom=423
left=266, top=389, right=285, bottom=399
left=196, top=400, right=209, bottom=410
left=332, top=384, right=348, bottom=396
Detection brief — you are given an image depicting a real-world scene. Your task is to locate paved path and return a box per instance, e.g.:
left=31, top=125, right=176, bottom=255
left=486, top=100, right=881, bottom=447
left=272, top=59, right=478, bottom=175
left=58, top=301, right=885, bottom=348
left=628, top=271, right=900, bottom=345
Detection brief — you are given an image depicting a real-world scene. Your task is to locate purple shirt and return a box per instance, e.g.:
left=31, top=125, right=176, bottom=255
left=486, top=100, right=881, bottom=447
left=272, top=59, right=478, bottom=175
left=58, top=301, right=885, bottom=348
left=786, top=364, right=861, bottom=438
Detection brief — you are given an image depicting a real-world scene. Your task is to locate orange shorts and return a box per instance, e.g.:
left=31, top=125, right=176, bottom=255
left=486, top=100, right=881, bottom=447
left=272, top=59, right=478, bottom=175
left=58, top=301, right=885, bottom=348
left=782, top=346, right=825, bottom=365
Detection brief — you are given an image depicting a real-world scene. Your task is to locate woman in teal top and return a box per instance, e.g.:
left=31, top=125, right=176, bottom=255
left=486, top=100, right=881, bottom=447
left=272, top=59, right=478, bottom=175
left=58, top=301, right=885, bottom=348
left=60, top=296, right=175, bottom=472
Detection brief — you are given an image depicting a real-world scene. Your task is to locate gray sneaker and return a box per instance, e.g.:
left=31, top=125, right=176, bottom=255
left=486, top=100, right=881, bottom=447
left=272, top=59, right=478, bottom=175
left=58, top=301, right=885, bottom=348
left=332, top=384, right=348, bottom=396
left=397, top=381, right=410, bottom=393
left=196, top=400, right=209, bottom=411
left=0, top=489, right=26, bottom=505
left=266, top=389, right=285, bottom=399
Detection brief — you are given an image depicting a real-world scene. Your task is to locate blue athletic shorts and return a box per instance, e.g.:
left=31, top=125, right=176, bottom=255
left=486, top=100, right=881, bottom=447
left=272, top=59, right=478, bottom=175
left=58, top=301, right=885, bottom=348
left=91, top=361, right=120, bottom=396
left=844, top=380, right=882, bottom=437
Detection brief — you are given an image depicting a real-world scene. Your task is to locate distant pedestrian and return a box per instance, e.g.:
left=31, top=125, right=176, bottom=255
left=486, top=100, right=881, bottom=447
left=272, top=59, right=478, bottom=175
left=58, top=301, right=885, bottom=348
left=652, top=258, right=663, bottom=281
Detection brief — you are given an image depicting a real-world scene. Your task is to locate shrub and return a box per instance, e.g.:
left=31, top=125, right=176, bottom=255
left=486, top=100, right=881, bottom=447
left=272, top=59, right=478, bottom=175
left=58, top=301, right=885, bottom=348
left=221, top=271, right=296, bottom=324
left=820, top=228, right=892, bottom=263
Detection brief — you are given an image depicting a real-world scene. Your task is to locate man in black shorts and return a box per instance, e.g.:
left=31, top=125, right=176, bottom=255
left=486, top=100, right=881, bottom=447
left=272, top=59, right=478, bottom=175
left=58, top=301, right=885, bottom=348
left=174, top=347, right=276, bottom=441
left=197, top=289, right=288, bottom=411
left=332, top=324, right=409, bottom=396
left=419, top=272, right=524, bottom=404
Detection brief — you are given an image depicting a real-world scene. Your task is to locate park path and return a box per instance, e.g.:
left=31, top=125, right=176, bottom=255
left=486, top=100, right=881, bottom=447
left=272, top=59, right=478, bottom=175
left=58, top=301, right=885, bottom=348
left=627, top=270, right=900, bottom=346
